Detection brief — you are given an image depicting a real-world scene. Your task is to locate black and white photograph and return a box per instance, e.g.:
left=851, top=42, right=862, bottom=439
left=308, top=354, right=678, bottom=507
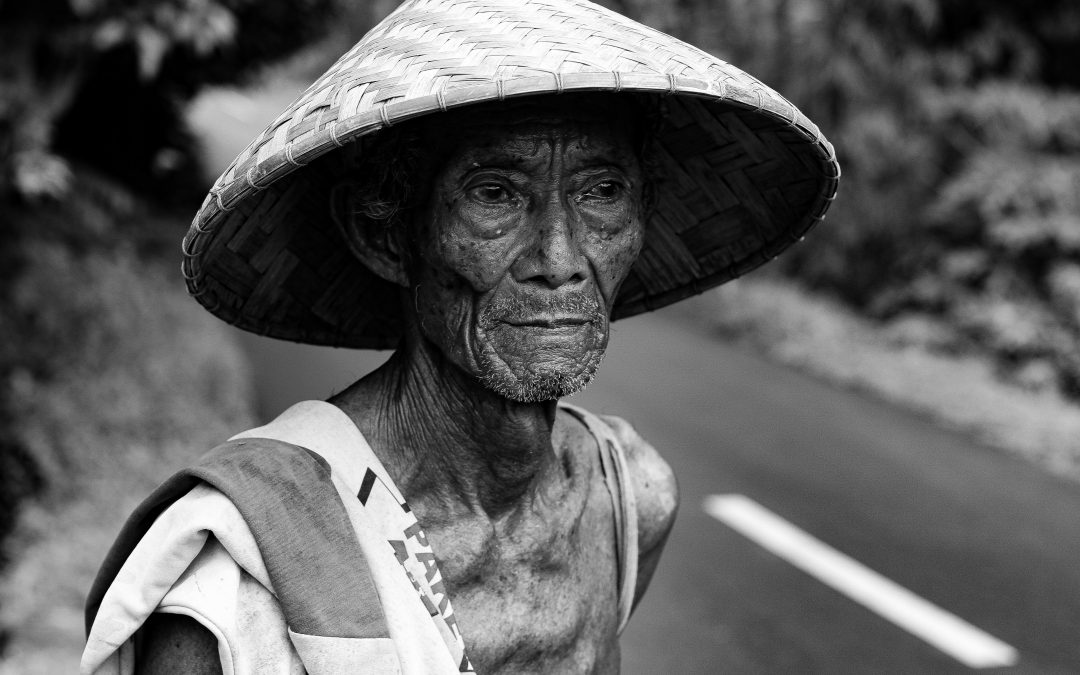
left=2, top=0, right=1079, bottom=672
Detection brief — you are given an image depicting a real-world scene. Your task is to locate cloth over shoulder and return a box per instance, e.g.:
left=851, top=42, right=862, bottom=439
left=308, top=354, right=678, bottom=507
left=559, top=403, right=639, bottom=632
left=82, top=400, right=639, bottom=674
left=82, top=401, right=472, bottom=675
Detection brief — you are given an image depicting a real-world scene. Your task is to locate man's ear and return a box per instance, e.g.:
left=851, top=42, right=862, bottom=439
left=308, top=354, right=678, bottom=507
left=329, top=181, right=411, bottom=288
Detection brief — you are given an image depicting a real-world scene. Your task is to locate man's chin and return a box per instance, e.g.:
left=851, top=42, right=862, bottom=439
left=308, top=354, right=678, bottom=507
left=480, top=367, right=596, bottom=402
left=478, top=351, right=605, bottom=403
left=473, top=319, right=609, bottom=402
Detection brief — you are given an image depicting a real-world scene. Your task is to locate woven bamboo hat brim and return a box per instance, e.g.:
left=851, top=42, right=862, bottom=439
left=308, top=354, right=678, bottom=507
left=182, top=0, right=840, bottom=349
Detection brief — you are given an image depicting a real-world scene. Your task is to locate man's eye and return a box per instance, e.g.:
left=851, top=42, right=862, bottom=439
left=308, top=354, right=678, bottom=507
left=468, top=184, right=514, bottom=204
left=580, top=181, right=623, bottom=201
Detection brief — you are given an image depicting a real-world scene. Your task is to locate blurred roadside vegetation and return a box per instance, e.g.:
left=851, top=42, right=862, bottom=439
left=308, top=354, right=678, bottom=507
left=648, top=0, right=1080, bottom=398
left=1, top=0, right=1079, bottom=668
left=0, top=0, right=342, bottom=669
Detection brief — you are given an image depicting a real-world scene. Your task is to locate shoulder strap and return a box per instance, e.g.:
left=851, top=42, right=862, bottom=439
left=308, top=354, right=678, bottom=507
left=85, top=438, right=389, bottom=641
left=234, top=400, right=474, bottom=674
left=558, top=403, right=639, bottom=633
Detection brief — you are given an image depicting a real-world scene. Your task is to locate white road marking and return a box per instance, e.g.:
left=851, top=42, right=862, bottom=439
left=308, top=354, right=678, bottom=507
left=703, top=494, right=1020, bottom=669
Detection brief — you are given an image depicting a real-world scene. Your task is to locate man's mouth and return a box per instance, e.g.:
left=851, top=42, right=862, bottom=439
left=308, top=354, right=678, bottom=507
left=503, top=315, right=592, bottom=328
left=478, top=293, right=605, bottom=334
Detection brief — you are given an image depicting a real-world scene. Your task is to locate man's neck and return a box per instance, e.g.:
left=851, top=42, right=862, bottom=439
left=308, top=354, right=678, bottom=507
left=330, top=341, right=562, bottom=521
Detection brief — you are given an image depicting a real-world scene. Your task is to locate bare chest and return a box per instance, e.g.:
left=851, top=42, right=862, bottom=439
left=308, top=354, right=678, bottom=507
left=425, top=478, right=621, bottom=674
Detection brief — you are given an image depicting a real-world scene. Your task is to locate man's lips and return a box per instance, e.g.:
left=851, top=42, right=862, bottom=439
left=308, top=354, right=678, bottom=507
left=501, top=315, right=593, bottom=328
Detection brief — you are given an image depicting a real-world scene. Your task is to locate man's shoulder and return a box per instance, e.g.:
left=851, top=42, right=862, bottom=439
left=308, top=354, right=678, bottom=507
left=589, top=412, right=679, bottom=554
left=557, top=407, right=678, bottom=534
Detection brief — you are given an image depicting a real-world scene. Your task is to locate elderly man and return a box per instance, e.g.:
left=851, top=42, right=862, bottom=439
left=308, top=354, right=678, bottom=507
left=82, top=0, right=838, bottom=673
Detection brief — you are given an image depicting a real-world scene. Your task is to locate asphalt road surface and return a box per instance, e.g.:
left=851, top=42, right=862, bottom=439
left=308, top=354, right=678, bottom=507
left=573, top=311, right=1080, bottom=674
left=237, top=308, right=1080, bottom=674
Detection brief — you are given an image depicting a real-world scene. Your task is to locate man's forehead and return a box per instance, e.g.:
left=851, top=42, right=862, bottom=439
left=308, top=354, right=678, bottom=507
left=423, top=95, right=645, bottom=167
left=449, top=118, right=636, bottom=161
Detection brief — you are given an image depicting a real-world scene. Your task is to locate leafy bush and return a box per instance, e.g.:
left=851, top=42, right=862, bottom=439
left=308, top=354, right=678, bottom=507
left=0, top=0, right=335, bottom=202
left=915, top=84, right=1080, bottom=394
left=618, top=0, right=1080, bottom=399
left=0, top=0, right=339, bottom=662
left=0, top=183, right=255, bottom=670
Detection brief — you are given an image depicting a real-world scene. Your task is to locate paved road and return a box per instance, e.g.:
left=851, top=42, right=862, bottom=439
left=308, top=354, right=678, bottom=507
left=239, top=310, right=1080, bottom=673
left=570, top=311, right=1080, bottom=674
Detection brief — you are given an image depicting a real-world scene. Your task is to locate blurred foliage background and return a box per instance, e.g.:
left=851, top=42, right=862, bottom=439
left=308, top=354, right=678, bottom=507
left=677, top=0, right=1080, bottom=398
left=1, top=0, right=1078, bottom=670
left=0, top=0, right=341, bottom=668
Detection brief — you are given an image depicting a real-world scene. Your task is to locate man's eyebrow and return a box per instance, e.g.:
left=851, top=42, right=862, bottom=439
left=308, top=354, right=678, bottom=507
left=452, top=159, right=532, bottom=175
left=576, top=159, right=636, bottom=170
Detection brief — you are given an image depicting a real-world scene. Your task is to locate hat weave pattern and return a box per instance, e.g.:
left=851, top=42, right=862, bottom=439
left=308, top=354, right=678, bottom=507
left=182, top=0, right=839, bottom=348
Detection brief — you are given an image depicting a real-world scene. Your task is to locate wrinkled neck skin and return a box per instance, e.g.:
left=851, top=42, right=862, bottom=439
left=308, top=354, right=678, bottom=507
left=331, top=321, right=562, bottom=521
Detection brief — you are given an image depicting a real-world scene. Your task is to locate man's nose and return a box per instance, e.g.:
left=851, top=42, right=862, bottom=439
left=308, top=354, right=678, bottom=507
left=514, top=194, right=589, bottom=288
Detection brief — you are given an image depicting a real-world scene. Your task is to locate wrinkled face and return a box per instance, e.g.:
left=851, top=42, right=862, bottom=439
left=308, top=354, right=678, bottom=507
left=406, top=104, right=646, bottom=402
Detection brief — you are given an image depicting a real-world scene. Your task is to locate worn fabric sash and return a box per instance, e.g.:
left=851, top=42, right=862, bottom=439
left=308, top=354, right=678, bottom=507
left=85, top=400, right=632, bottom=670
left=85, top=401, right=473, bottom=673
left=560, top=403, right=639, bottom=632
left=85, top=439, right=389, bottom=640
left=230, top=401, right=473, bottom=672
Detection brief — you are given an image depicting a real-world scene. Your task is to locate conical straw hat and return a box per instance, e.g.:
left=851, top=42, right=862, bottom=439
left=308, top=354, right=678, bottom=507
left=182, top=0, right=840, bottom=349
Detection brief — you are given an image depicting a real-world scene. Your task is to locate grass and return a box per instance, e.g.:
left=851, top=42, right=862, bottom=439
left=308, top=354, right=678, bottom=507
left=0, top=236, right=255, bottom=674
left=678, top=276, right=1080, bottom=482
